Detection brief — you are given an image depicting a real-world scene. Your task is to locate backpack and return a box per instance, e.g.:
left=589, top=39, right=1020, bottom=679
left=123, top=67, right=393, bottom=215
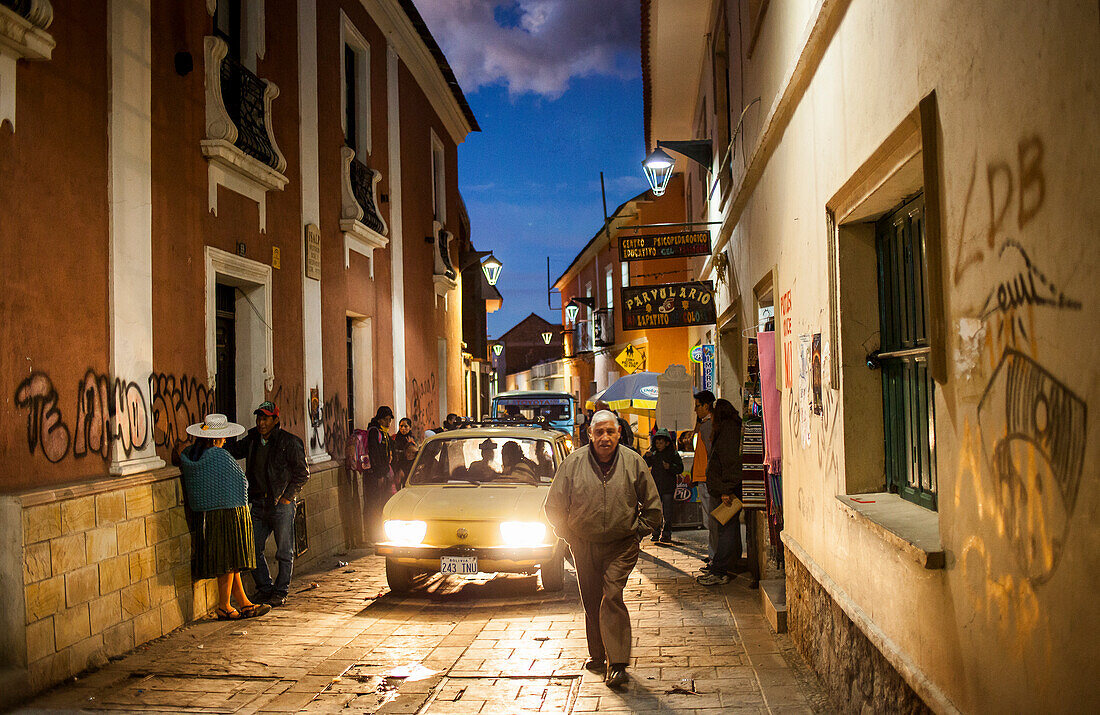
left=346, top=429, right=371, bottom=473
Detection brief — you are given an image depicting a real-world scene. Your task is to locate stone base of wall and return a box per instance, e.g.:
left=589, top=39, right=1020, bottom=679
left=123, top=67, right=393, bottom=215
left=0, top=460, right=349, bottom=708
left=785, top=545, right=932, bottom=715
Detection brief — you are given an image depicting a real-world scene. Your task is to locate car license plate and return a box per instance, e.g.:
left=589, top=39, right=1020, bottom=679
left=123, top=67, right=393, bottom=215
left=440, top=556, right=477, bottom=575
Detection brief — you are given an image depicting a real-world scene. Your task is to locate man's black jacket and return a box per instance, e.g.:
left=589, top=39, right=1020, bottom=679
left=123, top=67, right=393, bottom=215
left=229, top=425, right=310, bottom=504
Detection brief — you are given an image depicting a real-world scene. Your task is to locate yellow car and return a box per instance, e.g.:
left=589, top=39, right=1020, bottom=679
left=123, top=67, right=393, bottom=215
left=376, top=424, right=571, bottom=594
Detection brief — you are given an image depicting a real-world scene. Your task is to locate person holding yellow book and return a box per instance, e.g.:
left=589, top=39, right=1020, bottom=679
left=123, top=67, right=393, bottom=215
left=697, top=398, right=745, bottom=586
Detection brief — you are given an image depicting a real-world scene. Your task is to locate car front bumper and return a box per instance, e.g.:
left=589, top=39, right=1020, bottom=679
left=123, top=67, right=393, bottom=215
left=374, top=542, right=558, bottom=572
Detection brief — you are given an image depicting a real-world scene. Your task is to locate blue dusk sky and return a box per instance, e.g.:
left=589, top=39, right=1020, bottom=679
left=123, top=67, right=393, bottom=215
left=417, top=0, right=649, bottom=339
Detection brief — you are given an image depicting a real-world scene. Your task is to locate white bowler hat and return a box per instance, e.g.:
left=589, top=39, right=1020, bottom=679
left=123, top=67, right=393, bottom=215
left=186, top=414, right=247, bottom=439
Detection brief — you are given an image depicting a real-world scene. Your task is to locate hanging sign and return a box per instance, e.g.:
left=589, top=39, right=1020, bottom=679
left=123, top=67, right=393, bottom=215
left=657, top=365, right=694, bottom=432
left=701, top=345, right=715, bottom=390
left=615, top=344, right=646, bottom=374
left=621, top=281, right=717, bottom=330
left=618, top=231, right=711, bottom=262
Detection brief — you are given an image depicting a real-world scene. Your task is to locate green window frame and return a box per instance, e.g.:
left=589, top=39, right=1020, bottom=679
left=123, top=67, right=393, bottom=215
left=876, top=193, right=937, bottom=510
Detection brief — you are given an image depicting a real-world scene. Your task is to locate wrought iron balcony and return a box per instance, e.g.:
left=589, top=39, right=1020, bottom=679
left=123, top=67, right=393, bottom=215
left=1, top=0, right=51, bottom=28
left=219, top=52, right=283, bottom=171
left=339, top=146, right=388, bottom=271
left=340, top=146, right=386, bottom=235
left=202, top=36, right=287, bottom=205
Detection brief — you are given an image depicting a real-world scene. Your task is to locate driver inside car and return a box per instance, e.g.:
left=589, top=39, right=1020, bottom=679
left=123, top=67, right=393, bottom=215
left=467, top=439, right=499, bottom=480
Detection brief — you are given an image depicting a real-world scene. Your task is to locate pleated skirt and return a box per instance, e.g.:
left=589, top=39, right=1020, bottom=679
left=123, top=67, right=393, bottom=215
left=200, top=506, right=257, bottom=576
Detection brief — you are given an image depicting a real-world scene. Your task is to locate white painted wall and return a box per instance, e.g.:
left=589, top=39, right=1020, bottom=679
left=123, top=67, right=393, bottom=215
left=681, top=0, right=1100, bottom=711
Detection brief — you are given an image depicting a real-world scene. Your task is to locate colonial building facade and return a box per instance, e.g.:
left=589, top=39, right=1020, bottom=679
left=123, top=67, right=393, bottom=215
left=644, top=0, right=1099, bottom=712
left=0, top=0, right=479, bottom=699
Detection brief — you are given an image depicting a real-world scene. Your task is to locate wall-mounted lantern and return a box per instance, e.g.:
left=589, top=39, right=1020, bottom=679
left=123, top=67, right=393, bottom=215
left=491, top=343, right=503, bottom=356
left=541, top=332, right=553, bottom=345
left=481, top=253, right=503, bottom=286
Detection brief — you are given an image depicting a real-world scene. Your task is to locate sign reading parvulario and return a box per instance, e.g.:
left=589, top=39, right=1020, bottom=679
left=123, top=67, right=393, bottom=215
left=618, top=231, right=712, bottom=261
left=621, top=281, right=717, bottom=329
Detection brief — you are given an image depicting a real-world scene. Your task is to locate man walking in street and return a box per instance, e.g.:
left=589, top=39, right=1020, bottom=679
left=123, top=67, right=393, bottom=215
left=692, top=390, right=717, bottom=565
left=229, top=401, right=310, bottom=606
left=544, top=410, right=662, bottom=689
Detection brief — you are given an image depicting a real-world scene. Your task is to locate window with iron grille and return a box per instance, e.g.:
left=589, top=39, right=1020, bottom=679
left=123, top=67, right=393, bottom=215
left=875, top=193, right=937, bottom=510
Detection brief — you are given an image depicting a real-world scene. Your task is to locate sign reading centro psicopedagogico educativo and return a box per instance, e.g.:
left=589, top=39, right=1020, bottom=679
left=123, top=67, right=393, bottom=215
left=621, top=281, right=717, bottom=330
left=618, top=231, right=712, bottom=262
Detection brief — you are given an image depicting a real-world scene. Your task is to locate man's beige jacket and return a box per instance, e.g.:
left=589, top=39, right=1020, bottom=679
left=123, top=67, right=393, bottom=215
left=543, top=445, right=662, bottom=543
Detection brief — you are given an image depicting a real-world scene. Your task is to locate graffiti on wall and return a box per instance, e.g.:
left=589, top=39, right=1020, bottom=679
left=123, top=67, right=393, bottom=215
left=14, top=370, right=215, bottom=463
left=14, top=373, right=71, bottom=463
left=977, top=349, right=1087, bottom=584
left=148, top=373, right=215, bottom=453
left=309, top=391, right=348, bottom=457
left=948, top=134, right=1089, bottom=673
left=409, top=373, right=437, bottom=438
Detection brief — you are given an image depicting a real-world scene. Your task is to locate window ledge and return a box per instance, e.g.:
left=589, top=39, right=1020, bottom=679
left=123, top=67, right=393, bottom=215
left=835, top=493, right=944, bottom=569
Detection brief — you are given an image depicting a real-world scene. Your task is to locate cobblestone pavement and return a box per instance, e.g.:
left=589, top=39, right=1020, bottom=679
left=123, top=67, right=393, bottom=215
left=19, top=530, right=825, bottom=714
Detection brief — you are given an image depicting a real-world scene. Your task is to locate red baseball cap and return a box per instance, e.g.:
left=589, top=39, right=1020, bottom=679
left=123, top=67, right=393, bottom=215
left=254, top=401, right=279, bottom=418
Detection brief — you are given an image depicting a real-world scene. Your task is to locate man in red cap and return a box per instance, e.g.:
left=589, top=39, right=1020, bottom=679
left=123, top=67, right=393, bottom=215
left=229, top=400, right=309, bottom=606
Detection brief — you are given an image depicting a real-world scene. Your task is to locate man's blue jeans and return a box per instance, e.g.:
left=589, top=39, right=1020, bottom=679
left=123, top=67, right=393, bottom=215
left=250, top=501, right=295, bottom=598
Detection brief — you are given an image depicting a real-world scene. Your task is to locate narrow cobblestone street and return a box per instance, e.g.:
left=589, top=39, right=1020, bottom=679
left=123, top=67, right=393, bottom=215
left=19, top=531, right=824, bottom=714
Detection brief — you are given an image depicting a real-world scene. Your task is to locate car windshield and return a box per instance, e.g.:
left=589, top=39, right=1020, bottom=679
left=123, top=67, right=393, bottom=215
left=495, top=399, right=571, bottom=423
left=408, top=436, right=557, bottom=485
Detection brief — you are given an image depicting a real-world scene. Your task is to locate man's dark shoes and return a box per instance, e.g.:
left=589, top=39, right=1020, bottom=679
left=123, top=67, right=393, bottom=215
left=605, top=664, right=628, bottom=688
left=584, top=658, right=606, bottom=673
left=266, top=595, right=287, bottom=607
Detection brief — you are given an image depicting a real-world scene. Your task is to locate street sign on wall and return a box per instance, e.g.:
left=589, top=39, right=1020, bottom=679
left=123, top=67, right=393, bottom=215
left=618, top=231, right=712, bottom=262
left=621, top=281, right=717, bottom=330
left=615, top=344, right=646, bottom=374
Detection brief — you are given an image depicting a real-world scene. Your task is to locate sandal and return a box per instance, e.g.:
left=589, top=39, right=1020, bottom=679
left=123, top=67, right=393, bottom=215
left=215, top=607, right=240, bottom=620
left=239, top=603, right=271, bottom=618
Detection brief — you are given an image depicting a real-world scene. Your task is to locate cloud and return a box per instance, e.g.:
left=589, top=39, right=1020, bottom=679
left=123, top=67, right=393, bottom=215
left=417, top=0, right=640, bottom=98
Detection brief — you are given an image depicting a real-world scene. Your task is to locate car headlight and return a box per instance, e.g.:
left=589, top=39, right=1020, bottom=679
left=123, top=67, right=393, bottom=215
left=500, top=521, right=548, bottom=547
left=384, top=520, right=427, bottom=545
left=564, top=437, right=573, bottom=451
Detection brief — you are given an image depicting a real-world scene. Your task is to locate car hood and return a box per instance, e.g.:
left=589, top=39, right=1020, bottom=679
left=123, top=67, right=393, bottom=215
left=385, top=484, right=550, bottom=522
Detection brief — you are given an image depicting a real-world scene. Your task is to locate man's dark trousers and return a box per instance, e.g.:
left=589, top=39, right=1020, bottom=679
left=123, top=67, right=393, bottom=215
left=251, top=501, right=295, bottom=599
left=569, top=535, right=640, bottom=665
left=653, top=493, right=675, bottom=541
left=710, top=510, right=743, bottom=576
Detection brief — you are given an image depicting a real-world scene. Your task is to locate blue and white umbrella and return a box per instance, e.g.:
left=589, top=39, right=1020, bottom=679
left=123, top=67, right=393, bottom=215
left=586, top=371, right=661, bottom=415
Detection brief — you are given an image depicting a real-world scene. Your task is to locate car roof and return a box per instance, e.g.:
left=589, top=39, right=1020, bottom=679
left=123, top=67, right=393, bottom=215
left=493, top=391, right=575, bottom=399
left=422, top=426, right=566, bottom=443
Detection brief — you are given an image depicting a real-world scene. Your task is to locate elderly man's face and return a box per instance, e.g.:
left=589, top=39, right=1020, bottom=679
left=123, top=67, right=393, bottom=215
left=589, top=417, right=621, bottom=460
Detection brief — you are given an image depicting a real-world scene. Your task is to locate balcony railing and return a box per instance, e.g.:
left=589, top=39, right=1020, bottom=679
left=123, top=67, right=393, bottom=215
left=219, top=52, right=282, bottom=171
left=202, top=36, right=287, bottom=199
left=349, top=156, right=386, bottom=234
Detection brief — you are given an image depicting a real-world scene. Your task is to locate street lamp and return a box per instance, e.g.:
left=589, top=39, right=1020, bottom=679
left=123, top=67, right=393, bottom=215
left=541, top=332, right=553, bottom=345
left=491, top=343, right=503, bottom=356
left=642, top=140, right=714, bottom=196
left=481, top=253, right=503, bottom=286
left=564, top=303, right=579, bottom=324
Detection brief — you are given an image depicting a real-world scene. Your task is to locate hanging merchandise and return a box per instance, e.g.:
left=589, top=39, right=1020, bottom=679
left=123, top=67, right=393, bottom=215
left=756, top=332, right=783, bottom=472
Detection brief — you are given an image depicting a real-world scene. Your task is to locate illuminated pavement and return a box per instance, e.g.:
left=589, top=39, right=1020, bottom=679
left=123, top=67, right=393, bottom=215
left=19, top=530, right=824, bottom=713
